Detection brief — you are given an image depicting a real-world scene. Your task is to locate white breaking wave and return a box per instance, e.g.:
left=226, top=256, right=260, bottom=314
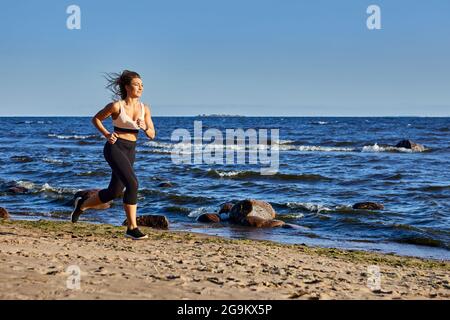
left=146, top=140, right=289, bottom=148
left=286, top=202, right=332, bottom=213
left=23, top=120, right=52, bottom=124
left=144, top=141, right=195, bottom=155
left=39, top=183, right=77, bottom=194
left=188, top=206, right=217, bottom=218
left=295, top=145, right=355, bottom=152
left=16, top=180, right=36, bottom=190
left=43, top=157, right=64, bottom=164
left=14, top=181, right=77, bottom=194
left=144, top=141, right=175, bottom=149
left=48, top=134, right=99, bottom=140
left=144, top=140, right=276, bottom=154
left=278, top=145, right=355, bottom=152
left=145, top=140, right=423, bottom=153
left=286, top=202, right=356, bottom=214
left=143, top=141, right=176, bottom=154
left=361, top=143, right=414, bottom=153
left=281, top=213, right=305, bottom=219
left=208, top=169, right=241, bottom=177
left=277, top=139, right=295, bottom=145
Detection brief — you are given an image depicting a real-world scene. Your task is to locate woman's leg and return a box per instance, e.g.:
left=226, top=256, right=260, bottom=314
left=92, top=172, right=138, bottom=230
left=79, top=192, right=102, bottom=210
left=121, top=146, right=139, bottom=230
left=124, top=204, right=138, bottom=229
left=82, top=172, right=124, bottom=210
left=75, top=141, right=141, bottom=233
left=101, top=141, right=140, bottom=229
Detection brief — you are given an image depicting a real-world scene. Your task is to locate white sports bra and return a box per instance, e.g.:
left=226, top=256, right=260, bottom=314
left=113, top=100, right=145, bottom=133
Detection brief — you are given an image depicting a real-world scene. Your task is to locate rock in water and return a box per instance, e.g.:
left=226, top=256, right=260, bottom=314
left=229, top=199, right=283, bottom=227
left=2, top=181, right=30, bottom=194
left=218, top=202, right=234, bottom=214
left=242, top=216, right=285, bottom=228
left=0, top=207, right=10, bottom=220
left=157, top=182, right=173, bottom=188
left=10, top=155, right=33, bottom=163
left=73, top=189, right=112, bottom=210
left=230, top=199, right=276, bottom=222
left=197, top=213, right=221, bottom=223
left=123, top=215, right=169, bottom=230
left=395, top=140, right=425, bottom=152
left=352, top=202, right=384, bottom=210
left=7, top=186, right=29, bottom=194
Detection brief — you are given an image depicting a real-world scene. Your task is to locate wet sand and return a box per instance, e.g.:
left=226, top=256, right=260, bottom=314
left=0, top=219, right=448, bottom=300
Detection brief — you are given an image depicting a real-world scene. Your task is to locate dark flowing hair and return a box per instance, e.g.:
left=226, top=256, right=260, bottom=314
left=104, top=70, right=141, bottom=100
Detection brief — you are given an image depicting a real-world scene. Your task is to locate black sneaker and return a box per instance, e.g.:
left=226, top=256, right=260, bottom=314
left=71, top=197, right=85, bottom=223
left=125, top=227, right=148, bottom=240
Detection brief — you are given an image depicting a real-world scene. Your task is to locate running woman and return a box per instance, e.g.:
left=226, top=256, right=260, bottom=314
left=71, top=70, right=156, bottom=240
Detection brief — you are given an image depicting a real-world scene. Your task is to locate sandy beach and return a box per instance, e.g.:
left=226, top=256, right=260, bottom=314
left=0, top=219, right=448, bottom=300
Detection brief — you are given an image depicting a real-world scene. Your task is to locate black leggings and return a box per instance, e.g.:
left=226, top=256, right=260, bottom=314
left=98, top=138, right=138, bottom=205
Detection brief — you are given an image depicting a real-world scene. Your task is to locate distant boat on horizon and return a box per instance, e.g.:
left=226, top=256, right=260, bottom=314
left=196, top=113, right=246, bottom=117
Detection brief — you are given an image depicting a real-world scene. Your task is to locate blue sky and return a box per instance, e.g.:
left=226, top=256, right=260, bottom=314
left=0, top=0, right=449, bottom=116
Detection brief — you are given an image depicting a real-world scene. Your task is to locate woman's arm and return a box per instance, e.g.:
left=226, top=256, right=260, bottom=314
left=138, top=104, right=156, bottom=140
left=92, top=102, right=119, bottom=138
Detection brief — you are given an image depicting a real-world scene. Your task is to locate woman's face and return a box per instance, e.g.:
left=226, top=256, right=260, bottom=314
left=126, top=77, right=144, bottom=98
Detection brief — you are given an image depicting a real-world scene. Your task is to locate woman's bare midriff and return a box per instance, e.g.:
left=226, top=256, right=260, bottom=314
left=114, top=131, right=138, bottom=142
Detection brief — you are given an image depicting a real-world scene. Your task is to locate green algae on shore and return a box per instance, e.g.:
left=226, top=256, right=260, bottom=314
left=1, top=219, right=448, bottom=272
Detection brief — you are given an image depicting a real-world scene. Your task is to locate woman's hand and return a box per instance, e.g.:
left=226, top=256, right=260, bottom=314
left=136, top=119, right=147, bottom=131
left=137, top=105, right=155, bottom=139
left=107, top=132, right=118, bottom=144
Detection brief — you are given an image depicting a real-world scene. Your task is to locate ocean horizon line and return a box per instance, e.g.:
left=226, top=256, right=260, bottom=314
left=1, top=115, right=449, bottom=118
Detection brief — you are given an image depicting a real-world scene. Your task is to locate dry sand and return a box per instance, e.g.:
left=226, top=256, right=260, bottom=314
left=0, top=219, right=448, bottom=300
